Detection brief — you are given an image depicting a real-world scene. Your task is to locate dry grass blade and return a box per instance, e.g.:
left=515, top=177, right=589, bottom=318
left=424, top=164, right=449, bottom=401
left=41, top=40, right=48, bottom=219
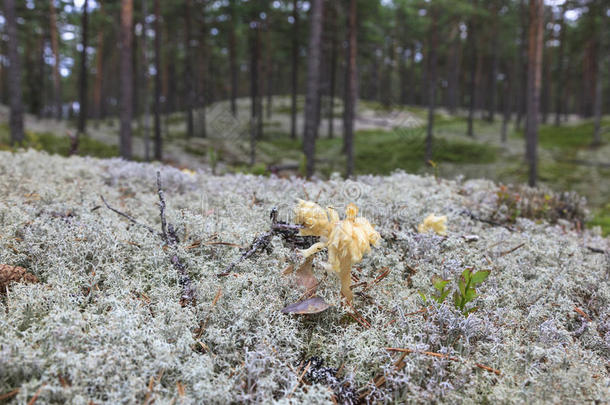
left=362, top=267, right=391, bottom=292
left=498, top=242, right=525, bottom=257
left=287, top=361, right=311, bottom=399
left=573, top=306, right=592, bottom=322
left=359, top=353, right=408, bottom=400
left=385, top=348, right=501, bottom=375
left=176, top=382, right=186, bottom=397
left=27, top=383, right=46, bottom=405
left=0, top=389, right=19, bottom=401
left=344, top=300, right=371, bottom=328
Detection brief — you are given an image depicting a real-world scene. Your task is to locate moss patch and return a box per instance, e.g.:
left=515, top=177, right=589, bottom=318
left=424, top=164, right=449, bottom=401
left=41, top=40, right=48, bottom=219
left=0, top=123, right=118, bottom=158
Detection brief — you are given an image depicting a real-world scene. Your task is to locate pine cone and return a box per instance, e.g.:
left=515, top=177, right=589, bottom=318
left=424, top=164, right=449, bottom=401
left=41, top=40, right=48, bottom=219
left=0, top=264, right=39, bottom=294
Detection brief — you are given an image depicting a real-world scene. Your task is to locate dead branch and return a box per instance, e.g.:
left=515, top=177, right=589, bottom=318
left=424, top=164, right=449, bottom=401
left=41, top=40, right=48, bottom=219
left=156, top=172, right=195, bottom=306
left=217, top=207, right=317, bottom=276
left=498, top=242, right=525, bottom=257
left=100, top=171, right=196, bottom=306
left=586, top=246, right=607, bottom=254
left=100, top=195, right=158, bottom=235
left=462, top=210, right=515, bottom=232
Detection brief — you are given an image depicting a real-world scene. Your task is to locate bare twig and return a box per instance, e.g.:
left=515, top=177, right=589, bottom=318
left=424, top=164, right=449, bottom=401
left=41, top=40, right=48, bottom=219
left=0, top=389, right=19, bottom=401
left=217, top=230, right=275, bottom=276
left=586, top=246, right=607, bottom=254
left=157, top=171, right=178, bottom=246
left=101, top=172, right=196, bottom=306
left=27, top=383, right=46, bottom=405
left=217, top=208, right=314, bottom=276
left=155, top=171, right=195, bottom=306
left=287, top=361, right=311, bottom=399
left=100, top=195, right=158, bottom=235
left=498, top=242, right=525, bottom=257
left=573, top=306, right=592, bottom=322
left=462, top=210, right=515, bottom=232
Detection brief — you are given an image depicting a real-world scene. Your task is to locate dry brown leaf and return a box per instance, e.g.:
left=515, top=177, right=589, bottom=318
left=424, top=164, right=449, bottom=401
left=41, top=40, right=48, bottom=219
left=295, top=256, right=318, bottom=296
left=281, top=297, right=330, bottom=314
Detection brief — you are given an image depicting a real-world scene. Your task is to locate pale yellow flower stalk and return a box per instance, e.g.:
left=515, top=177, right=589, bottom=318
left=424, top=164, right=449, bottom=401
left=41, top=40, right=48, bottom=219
left=181, top=168, right=196, bottom=176
left=293, top=201, right=380, bottom=302
left=418, top=214, right=448, bottom=236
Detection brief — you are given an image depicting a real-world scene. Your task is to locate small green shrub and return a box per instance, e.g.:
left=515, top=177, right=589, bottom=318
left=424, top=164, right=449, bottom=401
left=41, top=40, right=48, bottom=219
left=420, top=268, right=490, bottom=316
left=493, top=184, right=588, bottom=225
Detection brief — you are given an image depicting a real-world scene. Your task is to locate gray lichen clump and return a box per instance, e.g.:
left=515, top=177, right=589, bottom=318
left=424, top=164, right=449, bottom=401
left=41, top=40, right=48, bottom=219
left=0, top=149, right=608, bottom=404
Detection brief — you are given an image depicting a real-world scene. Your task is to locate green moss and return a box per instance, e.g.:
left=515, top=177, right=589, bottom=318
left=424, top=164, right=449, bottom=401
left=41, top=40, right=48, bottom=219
left=260, top=129, right=497, bottom=176
left=232, top=163, right=270, bottom=176
left=588, top=203, right=610, bottom=236
left=0, top=124, right=118, bottom=158
left=349, top=129, right=498, bottom=175
left=515, top=118, right=610, bottom=150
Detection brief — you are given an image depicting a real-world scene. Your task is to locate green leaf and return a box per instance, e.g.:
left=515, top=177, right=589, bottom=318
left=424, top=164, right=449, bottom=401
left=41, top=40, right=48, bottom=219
left=461, top=268, right=472, bottom=282
left=432, top=276, right=449, bottom=292
left=465, top=306, right=479, bottom=315
left=440, top=289, right=451, bottom=302
left=453, top=292, right=462, bottom=309
left=464, top=288, right=478, bottom=302
left=458, top=278, right=466, bottom=297
left=471, top=270, right=490, bottom=284
left=418, top=291, right=427, bottom=304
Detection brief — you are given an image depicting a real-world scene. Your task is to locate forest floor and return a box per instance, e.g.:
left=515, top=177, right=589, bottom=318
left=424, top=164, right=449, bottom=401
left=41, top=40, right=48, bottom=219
left=0, top=98, right=609, bottom=235
left=0, top=150, right=608, bottom=403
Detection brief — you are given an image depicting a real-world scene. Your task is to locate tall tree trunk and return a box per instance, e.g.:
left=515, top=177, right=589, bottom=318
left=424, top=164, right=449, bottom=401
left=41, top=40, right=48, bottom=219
left=592, top=5, right=607, bottom=146
left=290, top=0, right=299, bottom=139
left=3, top=0, right=24, bottom=144
left=487, top=12, right=499, bottom=123
left=343, top=0, right=357, bottom=177
left=184, top=0, right=194, bottom=138
left=303, top=0, right=324, bottom=178
left=541, top=39, right=551, bottom=124
left=554, top=4, right=566, bottom=126
left=265, top=24, right=273, bottom=120
left=93, top=2, right=105, bottom=120
left=516, top=0, right=528, bottom=130
left=370, top=46, right=380, bottom=101
left=408, top=45, right=415, bottom=105
left=249, top=14, right=261, bottom=165
left=525, top=0, right=544, bottom=187
left=153, top=0, right=162, bottom=160
left=140, top=0, right=150, bottom=161
left=399, top=49, right=407, bottom=105
left=447, top=22, right=461, bottom=114
left=425, top=7, right=438, bottom=163
left=228, top=0, right=238, bottom=117
left=49, top=0, right=62, bottom=119
left=501, top=59, right=515, bottom=144
left=197, top=16, right=207, bottom=138
left=120, top=0, right=134, bottom=159
left=466, top=2, right=477, bottom=137
left=78, top=0, right=89, bottom=136
left=328, top=2, right=337, bottom=139
left=24, top=23, right=43, bottom=116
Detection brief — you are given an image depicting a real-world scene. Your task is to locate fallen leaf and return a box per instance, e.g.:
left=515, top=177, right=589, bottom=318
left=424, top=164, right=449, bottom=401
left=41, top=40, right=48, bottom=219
left=295, top=256, right=318, bottom=296
left=281, top=297, right=330, bottom=314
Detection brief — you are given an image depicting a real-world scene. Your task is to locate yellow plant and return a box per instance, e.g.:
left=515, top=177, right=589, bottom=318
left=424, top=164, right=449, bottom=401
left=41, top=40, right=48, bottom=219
left=418, top=214, right=448, bottom=236
left=294, top=200, right=380, bottom=302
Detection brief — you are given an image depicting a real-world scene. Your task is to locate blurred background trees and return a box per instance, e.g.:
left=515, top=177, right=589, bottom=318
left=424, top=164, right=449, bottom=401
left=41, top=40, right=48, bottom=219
left=0, top=0, right=608, bottom=180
